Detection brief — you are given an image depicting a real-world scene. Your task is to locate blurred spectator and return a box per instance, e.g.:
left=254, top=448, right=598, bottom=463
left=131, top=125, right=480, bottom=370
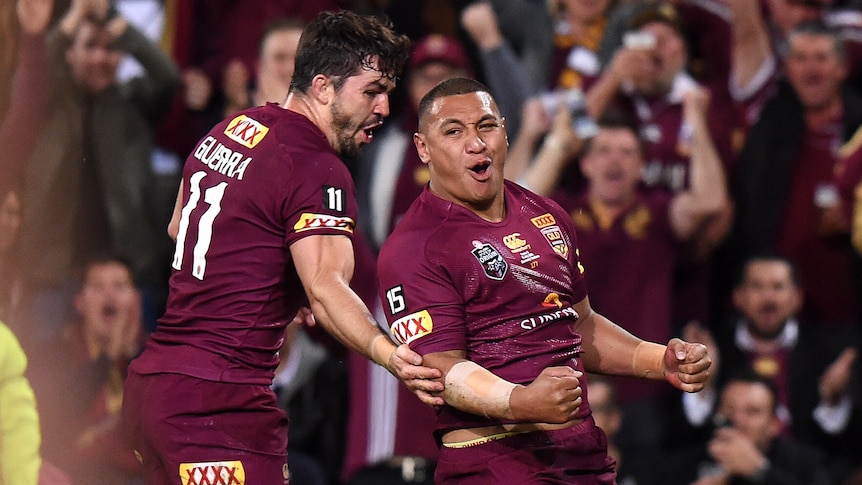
left=0, top=0, right=53, bottom=335
left=273, top=322, right=348, bottom=485
left=0, top=0, right=21, bottom=121
left=763, top=0, right=862, bottom=85
left=549, top=106, right=728, bottom=483
left=664, top=369, right=833, bottom=485
left=28, top=254, right=145, bottom=485
left=221, top=17, right=305, bottom=117
left=584, top=2, right=736, bottom=372
left=585, top=2, right=735, bottom=194
left=0, top=320, right=41, bottom=485
left=355, top=33, right=472, bottom=252
left=474, top=0, right=554, bottom=91
left=0, top=189, right=22, bottom=325
left=15, top=0, right=179, bottom=346
left=503, top=93, right=585, bottom=193
left=834, top=124, right=862, bottom=292
left=587, top=374, right=640, bottom=485
left=726, top=19, right=862, bottom=326
left=599, top=0, right=734, bottom=93
left=546, top=0, right=614, bottom=91
left=459, top=1, right=534, bottom=138
left=160, top=0, right=345, bottom=158
left=678, top=254, right=862, bottom=484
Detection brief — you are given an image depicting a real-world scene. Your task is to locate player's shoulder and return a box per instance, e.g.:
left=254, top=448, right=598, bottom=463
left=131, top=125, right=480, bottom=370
left=379, top=192, right=450, bottom=265
left=507, top=180, right=570, bottom=221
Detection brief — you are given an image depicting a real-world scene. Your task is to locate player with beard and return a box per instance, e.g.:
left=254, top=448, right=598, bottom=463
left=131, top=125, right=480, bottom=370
left=123, top=11, right=443, bottom=485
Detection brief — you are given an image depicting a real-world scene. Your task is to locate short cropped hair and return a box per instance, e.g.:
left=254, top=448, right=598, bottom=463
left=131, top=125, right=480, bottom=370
left=735, top=252, right=802, bottom=288
left=788, top=20, right=847, bottom=62
left=416, top=77, right=496, bottom=132
left=289, top=10, right=411, bottom=93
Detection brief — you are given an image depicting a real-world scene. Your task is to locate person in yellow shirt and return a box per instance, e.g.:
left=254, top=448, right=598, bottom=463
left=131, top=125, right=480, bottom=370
left=0, top=320, right=40, bottom=485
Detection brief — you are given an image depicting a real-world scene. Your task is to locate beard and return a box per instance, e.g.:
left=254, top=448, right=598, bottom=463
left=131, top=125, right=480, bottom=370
left=330, top=98, right=364, bottom=159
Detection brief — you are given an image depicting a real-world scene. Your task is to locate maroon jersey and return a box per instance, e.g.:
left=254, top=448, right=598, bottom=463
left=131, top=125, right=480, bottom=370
left=609, top=74, right=736, bottom=193
left=555, top=190, right=678, bottom=403
left=377, top=181, right=590, bottom=436
left=131, top=104, right=358, bottom=385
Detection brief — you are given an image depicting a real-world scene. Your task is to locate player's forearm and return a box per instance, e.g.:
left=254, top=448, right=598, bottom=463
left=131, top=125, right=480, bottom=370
left=441, top=360, right=519, bottom=420
left=573, top=306, right=666, bottom=379
left=307, top=279, right=394, bottom=367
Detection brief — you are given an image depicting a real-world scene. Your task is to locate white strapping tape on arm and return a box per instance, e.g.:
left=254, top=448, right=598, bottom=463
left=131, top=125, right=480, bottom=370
left=445, top=360, right=518, bottom=419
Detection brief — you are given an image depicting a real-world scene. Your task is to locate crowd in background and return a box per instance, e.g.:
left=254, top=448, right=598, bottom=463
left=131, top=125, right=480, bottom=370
left=1, top=0, right=862, bottom=484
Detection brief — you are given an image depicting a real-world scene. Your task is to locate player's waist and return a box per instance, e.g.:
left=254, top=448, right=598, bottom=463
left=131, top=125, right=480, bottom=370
left=441, top=418, right=584, bottom=448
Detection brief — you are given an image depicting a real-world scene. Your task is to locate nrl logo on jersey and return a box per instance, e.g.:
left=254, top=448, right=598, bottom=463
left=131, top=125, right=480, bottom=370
left=224, top=115, right=269, bottom=148
left=471, top=241, right=508, bottom=280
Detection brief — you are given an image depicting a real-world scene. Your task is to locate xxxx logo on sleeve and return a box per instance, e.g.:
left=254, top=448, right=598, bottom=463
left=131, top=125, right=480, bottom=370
left=389, top=310, right=433, bottom=345
left=224, top=115, right=269, bottom=148
left=294, top=213, right=355, bottom=233
left=180, top=461, right=245, bottom=485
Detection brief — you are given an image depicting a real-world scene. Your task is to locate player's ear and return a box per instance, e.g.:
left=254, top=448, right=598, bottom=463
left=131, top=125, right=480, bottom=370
left=309, top=74, right=334, bottom=105
left=413, top=132, right=430, bottom=164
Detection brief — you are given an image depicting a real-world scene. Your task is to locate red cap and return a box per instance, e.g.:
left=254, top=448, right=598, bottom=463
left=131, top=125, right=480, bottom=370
left=409, top=34, right=471, bottom=71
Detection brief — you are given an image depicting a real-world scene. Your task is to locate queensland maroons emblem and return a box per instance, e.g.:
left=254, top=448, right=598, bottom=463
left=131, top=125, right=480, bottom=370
left=471, top=240, right=508, bottom=280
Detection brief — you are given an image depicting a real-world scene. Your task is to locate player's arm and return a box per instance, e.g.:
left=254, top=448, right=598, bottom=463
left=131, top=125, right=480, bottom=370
left=291, top=234, right=444, bottom=404
left=422, top=350, right=582, bottom=423
left=571, top=296, right=711, bottom=392
left=167, top=179, right=183, bottom=241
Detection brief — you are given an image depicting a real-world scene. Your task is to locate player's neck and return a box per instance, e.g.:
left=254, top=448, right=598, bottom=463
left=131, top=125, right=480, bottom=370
left=283, top=92, right=336, bottom=147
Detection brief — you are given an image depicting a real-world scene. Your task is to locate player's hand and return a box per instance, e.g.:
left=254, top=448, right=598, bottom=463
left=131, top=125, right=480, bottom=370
left=291, top=306, right=316, bottom=327
left=682, top=320, right=719, bottom=389
left=388, top=344, right=445, bottom=407
left=510, top=366, right=582, bottom=423
left=664, top=337, right=711, bottom=392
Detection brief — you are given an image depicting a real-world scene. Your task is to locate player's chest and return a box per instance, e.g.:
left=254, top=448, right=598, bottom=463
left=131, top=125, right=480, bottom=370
left=450, top=212, right=573, bottom=287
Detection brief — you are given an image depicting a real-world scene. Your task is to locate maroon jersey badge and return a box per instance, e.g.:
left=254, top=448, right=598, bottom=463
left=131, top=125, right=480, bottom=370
left=471, top=241, right=508, bottom=280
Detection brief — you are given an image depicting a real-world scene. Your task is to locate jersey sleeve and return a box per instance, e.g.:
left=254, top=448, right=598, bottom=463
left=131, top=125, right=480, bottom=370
left=377, top=236, right=469, bottom=356
left=282, top=155, right=359, bottom=248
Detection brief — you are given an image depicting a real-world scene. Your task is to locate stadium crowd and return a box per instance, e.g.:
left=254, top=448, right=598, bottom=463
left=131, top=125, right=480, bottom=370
left=1, top=0, right=862, bottom=484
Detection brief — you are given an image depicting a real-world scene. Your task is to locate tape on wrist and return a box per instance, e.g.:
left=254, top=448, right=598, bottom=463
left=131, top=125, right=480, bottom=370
left=370, top=334, right=396, bottom=368
left=632, top=341, right=666, bottom=379
left=446, top=360, right=517, bottom=419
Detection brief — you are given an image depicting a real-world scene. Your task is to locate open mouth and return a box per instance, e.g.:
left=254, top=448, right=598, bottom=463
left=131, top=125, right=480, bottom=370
left=361, top=120, right=384, bottom=143
left=469, top=159, right=492, bottom=176
left=101, top=304, right=118, bottom=319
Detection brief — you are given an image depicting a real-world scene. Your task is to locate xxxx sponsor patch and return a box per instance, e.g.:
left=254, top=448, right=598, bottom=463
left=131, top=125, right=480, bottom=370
left=180, top=460, right=245, bottom=485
